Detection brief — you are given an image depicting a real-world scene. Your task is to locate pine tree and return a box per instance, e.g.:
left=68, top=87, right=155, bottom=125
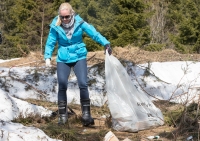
left=167, top=0, right=200, bottom=53
left=108, top=0, right=150, bottom=47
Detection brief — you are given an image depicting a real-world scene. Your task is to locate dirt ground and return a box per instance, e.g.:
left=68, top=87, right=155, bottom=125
left=1, top=46, right=200, bottom=67
left=1, top=47, right=200, bottom=141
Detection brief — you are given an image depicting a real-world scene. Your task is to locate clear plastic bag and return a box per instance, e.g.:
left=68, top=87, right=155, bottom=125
left=105, top=51, right=164, bottom=132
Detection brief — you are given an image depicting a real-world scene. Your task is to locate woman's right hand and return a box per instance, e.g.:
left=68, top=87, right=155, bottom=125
left=45, top=58, right=51, bottom=67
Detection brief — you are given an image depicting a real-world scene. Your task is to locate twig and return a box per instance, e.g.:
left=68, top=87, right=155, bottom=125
left=132, top=68, right=162, bottom=100
left=8, top=60, right=48, bottom=99
left=137, top=64, right=171, bottom=84
left=87, top=53, right=96, bottom=62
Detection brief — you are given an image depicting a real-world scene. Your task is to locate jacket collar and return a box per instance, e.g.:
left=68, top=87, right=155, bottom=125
left=50, top=14, right=84, bottom=34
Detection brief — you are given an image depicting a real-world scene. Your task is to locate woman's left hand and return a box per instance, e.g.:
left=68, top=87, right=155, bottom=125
left=105, top=44, right=112, bottom=55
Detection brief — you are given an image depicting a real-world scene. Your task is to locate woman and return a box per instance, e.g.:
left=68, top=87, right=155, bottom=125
left=44, top=2, right=112, bottom=126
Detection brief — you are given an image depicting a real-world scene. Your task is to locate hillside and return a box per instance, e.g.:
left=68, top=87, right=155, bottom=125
left=1, top=47, right=200, bottom=140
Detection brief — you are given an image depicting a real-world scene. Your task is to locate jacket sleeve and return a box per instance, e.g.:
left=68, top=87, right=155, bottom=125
left=80, top=22, right=110, bottom=46
left=44, top=27, right=57, bottom=60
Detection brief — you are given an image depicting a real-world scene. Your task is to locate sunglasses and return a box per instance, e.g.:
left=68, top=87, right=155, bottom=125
left=59, top=15, right=71, bottom=20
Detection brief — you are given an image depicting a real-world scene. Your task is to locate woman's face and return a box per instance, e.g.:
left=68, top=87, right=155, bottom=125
left=59, top=9, right=72, bottom=24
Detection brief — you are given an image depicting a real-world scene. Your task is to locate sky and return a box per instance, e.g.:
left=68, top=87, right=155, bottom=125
left=0, top=56, right=200, bottom=141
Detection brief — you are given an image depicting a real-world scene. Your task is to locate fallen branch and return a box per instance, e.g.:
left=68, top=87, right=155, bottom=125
left=132, top=68, right=162, bottom=100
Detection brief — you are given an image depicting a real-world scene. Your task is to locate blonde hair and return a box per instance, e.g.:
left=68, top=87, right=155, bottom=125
left=56, top=3, right=75, bottom=26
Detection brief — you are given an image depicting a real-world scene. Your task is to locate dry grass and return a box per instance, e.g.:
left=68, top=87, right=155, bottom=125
left=87, top=46, right=200, bottom=66
left=13, top=99, right=176, bottom=141
left=1, top=46, right=200, bottom=68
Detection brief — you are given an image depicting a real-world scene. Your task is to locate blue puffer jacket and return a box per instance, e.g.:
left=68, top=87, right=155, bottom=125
left=44, top=14, right=110, bottom=63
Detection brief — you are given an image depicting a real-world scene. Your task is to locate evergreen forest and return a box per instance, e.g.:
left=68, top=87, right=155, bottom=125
left=1, top=0, right=200, bottom=59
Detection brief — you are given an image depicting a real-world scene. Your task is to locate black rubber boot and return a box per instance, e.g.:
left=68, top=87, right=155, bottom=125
left=58, top=101, right=68, bottom=125
left=80, top=99, right=94, bottom=126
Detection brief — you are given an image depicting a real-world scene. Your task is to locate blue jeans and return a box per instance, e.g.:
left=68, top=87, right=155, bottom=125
left=57, top=59, right=89, bottom=101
